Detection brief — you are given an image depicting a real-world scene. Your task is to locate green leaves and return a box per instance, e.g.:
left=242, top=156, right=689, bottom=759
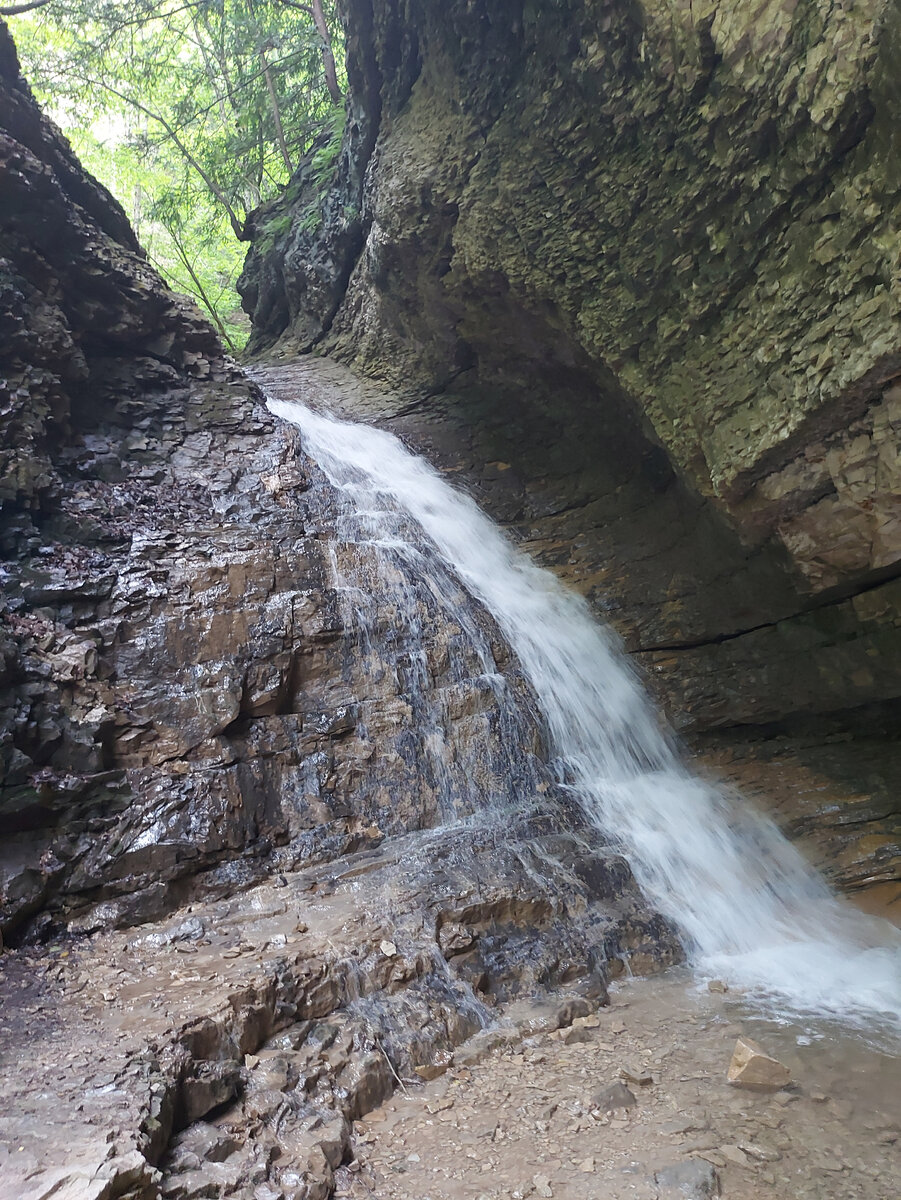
left=9, top=0, right=345, bottom=348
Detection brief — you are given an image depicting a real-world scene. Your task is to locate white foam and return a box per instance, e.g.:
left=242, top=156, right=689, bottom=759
left=269, top=394, right=901, bottom=1030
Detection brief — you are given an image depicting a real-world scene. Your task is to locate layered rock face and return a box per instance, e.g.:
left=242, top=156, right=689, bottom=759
left=0, top=16, right=674, bottom=992
left=0, top=39, right=680, bottom=1195
left=1, top=12, right=899, bottom=1194
left=241, top=0, right=901, bottom=726
left=0, top=22, right=287, bottom=937
left=240, top=0, right=901, bottom=898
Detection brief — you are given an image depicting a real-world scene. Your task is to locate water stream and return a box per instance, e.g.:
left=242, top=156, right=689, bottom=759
left=266, top=390, right=901, bottom=1032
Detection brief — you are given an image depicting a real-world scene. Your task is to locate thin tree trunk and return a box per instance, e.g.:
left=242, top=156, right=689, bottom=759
left=132, top=181, right=142, bottom=236
left=247, top=0, right=293, bottom=175
left=311, top=0, right=341, bottom=105
left=279, top=0, right=342, bottom=105
left=191, top=13, right=234, bottom=128
left=165, top=225, right=237, bottom=353
left=259, top=46, right=293, bottom=174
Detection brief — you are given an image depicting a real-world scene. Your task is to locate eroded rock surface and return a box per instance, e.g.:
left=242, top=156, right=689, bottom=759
left=240, top=0, right=901, bottom=744
left=333, top=970, right=901, bottom=1200
left=1, top=21, right=630, bottom=949
left=252, top=358, right=901, bottom=908
left=0, top=824, right=680, bottom=1199
left=0, top=20, right=318, bottom=940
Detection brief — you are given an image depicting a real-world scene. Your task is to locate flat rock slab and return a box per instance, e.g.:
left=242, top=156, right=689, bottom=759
left=655, top=1158, right=720, bottom=1198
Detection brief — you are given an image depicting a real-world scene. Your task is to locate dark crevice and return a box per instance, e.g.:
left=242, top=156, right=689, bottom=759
left=635, top=559, right=901, bottom=655
left=687, top=696, right=901, bottom=748
left=383, top=367, right=475, bottom=421
left=723, top=358, right=901, bottom=505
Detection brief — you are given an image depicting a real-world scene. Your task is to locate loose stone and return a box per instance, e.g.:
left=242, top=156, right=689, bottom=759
left=593, top=1082, right=637, bottom=1111
left=727, top=1037, right=792, bottom=1091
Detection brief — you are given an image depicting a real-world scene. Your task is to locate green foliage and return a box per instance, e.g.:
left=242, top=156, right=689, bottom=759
left=296, top=203, right=322, bottom=234
left=9, top=0, right=345, bottom=350
left=67, top=121, right=251, bottom=349
left=310, top=104, right=345, bottom=186
left=255, top=104, right=345, bottom=256
left=256, top=206, right=296, bottom=254
left=263, top=210, right=297, bottom=239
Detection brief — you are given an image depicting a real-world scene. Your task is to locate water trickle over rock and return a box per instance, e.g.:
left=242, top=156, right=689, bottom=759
left=241, top=1, right=901, bottom=900
left=265, top=382, right=901, bottom=1029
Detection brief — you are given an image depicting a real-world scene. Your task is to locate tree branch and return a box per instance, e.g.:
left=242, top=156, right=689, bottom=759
left=163, top=224, right=237, bottom=352
left=0, top=0, right=54, bottom=15
left=259, top=44, right=294, bottom=174
left=71, top=70, right=248, bottom=239
left=277, top=0, right=315, bottom=17
left=278, top=0, right=341, bottom=103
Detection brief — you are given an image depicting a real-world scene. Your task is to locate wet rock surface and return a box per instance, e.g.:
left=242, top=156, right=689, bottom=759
left=241, top=0, right=901, bottom=746
left=0, top=22, right=292, bottom=939
left=0, top=825, right=680, bottom=1199
left=253, top=358, right=901, bottom=910
left=1, top=23, right=631, bottom=946
left=695, top=734, right=901, bottom=914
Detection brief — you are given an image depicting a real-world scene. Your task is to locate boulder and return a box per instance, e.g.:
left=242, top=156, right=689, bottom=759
left=593, top=1081, right=637, bottom=1111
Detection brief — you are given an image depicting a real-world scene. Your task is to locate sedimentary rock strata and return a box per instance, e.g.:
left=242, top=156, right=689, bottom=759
left=240, top=0, right=901, bottom=737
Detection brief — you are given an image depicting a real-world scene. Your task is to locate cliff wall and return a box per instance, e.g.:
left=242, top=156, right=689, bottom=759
left=241, top=0, right=901, bottom=736
left=0, top=21, right=670, bottom=966
left=3, top=0, right=899, bottom=937
left=0, top=26, right=484, bottom=938
left=0, top=15, right=897, bottom=1193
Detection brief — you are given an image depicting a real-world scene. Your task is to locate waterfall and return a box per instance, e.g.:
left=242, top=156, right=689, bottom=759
left=267, top=392, right=901, bottom=1029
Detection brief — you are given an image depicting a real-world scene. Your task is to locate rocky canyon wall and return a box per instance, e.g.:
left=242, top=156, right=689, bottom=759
left=241, top=0, right=901, bottom=732
left=0, top=15, right=898, bottom=1194
left=240, top=0, right=901, bottom=900
left=0, top=34, right=679, bottom=1197
left=0, top=21, right=299, bottom=938
left=2, top=0, right=899, bottom=938
left=0, top=20, right=672, bottom=980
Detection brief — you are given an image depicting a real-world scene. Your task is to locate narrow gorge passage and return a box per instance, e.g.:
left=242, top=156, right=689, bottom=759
left=262, top=377, right=901, bottom=1033
left=5, top=0, right=901, bottom=1192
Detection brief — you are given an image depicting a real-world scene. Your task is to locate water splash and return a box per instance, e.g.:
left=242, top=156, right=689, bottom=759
left=268, top=393, right=901, bottom=1030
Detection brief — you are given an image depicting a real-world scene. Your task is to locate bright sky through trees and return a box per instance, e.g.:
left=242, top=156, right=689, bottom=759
left=8, top=0, right=344, bottom=349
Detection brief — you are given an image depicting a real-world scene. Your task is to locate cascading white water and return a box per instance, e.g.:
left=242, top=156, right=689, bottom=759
left=315, top=470, right=552, bottom=827
left=268, top=393, right=901, bottom=1029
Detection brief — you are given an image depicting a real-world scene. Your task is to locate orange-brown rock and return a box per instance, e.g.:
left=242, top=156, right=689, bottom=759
left=727, top=1036, right=792, bottom=1091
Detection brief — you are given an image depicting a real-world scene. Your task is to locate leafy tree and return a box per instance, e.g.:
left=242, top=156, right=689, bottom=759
left=7, top=0, right=344, bottom=348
